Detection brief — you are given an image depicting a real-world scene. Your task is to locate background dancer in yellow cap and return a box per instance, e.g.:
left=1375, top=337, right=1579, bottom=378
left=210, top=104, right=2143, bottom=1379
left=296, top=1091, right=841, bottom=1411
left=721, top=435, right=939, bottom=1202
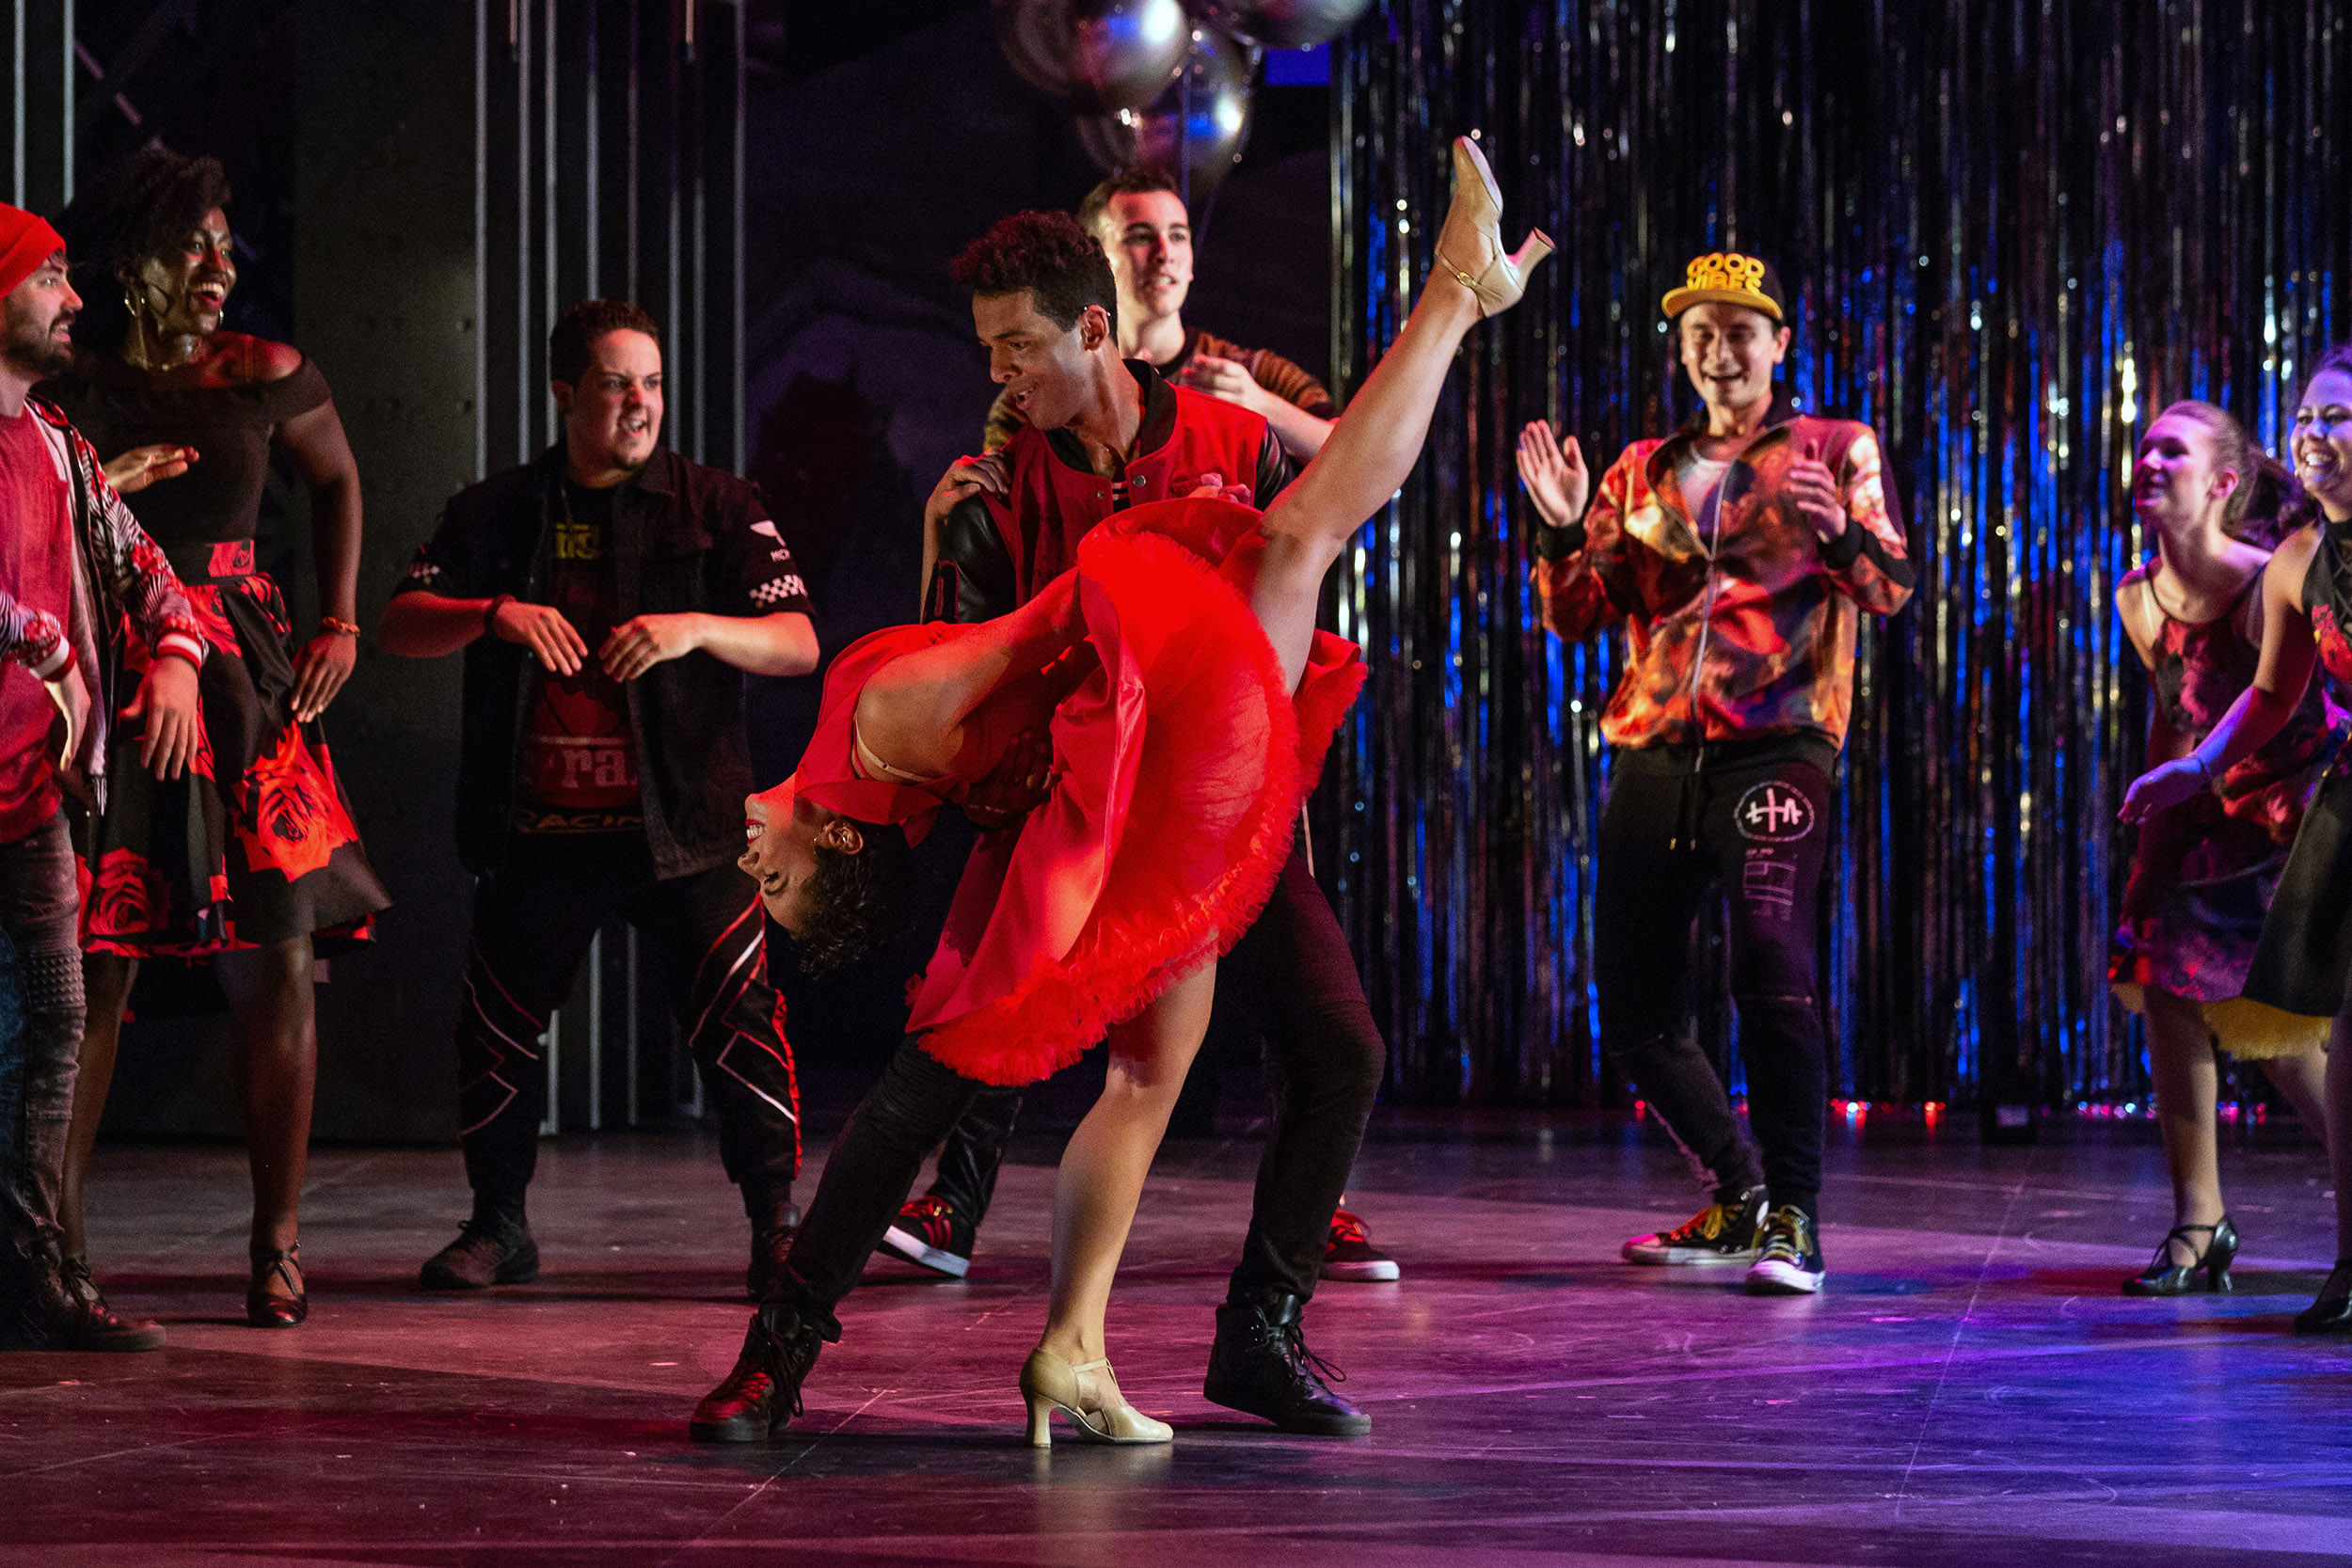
left=1518, top=252, right=1914, bottom=1295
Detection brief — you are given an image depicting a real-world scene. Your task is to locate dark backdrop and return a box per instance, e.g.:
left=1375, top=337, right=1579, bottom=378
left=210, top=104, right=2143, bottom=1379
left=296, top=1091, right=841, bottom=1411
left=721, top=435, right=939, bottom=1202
left=1323, top=0, right=2352, bottom=1111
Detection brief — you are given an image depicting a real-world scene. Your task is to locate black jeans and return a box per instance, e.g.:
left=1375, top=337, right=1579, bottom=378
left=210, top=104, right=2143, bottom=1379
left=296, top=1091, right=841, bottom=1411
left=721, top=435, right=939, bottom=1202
left=1595, top=747, right=1835, bottom=1216
left=455, top=832, right=798, bottom=1210
left=784, top=837, right=1387, bottom=1326
left=0, top=812, right=82, bottom=1270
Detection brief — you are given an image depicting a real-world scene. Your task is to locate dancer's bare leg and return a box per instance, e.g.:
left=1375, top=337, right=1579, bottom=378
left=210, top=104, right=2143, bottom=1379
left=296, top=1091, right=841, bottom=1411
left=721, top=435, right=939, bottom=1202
left=2144, top=990, right=2224, bottom=1264
left=1038, top=960, right=1216, bottom=1366
left=59, top=954, right=138, bottom=1261
left=2259, top=1048, right=2331, bottom=1159
left=2331, top=1012, right=2352, bottom=1259
left=1249, top=278, right=1485, bottom=689
left=220, top=936, right=317, bottom=1298
left=1250, top=138, right=1540, bottom=689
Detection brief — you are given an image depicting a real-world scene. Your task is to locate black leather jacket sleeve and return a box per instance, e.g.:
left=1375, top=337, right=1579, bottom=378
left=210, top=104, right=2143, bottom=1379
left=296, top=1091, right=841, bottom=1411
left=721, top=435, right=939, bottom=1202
left=934, top=494, right=1017, bottom=624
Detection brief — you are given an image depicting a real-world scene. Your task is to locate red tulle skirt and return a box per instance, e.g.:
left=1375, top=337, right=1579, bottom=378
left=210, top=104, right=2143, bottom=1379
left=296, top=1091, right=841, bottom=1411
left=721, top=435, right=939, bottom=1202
left=909, top=499, right=1363, bottom=1085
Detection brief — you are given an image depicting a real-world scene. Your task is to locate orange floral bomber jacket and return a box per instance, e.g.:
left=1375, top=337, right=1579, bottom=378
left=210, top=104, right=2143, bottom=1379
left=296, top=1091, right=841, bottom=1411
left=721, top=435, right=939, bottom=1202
left=1532, top=394, right=1915, bottom=757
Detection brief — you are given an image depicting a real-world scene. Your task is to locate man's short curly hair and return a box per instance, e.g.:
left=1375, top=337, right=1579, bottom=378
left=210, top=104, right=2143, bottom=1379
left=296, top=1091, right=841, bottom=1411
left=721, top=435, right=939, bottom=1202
left=550, top=297, right=660, bottom=386
left=791, top=819, right=919, bottom=974
left=948, top=211, right=1116, bottom=333
left=60, top=146, right=232, bottom=281
left=1076, top=164, right=1184, bottom=241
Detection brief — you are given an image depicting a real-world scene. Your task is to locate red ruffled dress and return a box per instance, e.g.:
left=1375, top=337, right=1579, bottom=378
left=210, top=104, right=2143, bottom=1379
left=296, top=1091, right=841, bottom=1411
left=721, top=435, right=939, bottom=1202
left=792, top=498, right=1363, bottom=1086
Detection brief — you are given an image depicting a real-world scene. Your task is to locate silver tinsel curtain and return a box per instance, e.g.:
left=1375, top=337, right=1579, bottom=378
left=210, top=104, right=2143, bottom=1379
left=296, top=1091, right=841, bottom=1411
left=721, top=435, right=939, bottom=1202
left=1318, top=0, right=2351, bottom=1108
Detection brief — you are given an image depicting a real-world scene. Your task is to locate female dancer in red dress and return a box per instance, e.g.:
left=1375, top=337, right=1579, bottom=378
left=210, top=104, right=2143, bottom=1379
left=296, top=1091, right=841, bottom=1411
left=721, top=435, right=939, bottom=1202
left=2109, top=401, right=2340, bottom=1295
left=44, top=150, right=389, bottom=1328
left=2125, top=347, right=2352, bottom=1330
left=726, top=137, right=1549, bottom=1443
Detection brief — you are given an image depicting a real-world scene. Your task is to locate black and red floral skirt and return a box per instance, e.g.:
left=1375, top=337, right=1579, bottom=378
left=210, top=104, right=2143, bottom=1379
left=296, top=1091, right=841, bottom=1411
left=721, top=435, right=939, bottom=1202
left=82, top=538, right=389, bottom=959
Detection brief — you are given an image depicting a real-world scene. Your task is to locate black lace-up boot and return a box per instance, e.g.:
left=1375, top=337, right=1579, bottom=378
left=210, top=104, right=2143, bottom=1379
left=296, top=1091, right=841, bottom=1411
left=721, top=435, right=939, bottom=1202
left=744, top=1199, right=802, bottom=1302
left=419, top=1195, right=539, bottom=1291
left=1203, top=1290, right=1371, bottom=1435
left=690, top=1300, right=826, bottom=1442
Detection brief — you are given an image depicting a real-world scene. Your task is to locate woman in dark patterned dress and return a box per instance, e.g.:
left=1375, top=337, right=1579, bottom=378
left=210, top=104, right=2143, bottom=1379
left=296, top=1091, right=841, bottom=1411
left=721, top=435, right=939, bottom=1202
left=42, top=150, right=389, bottom=1327
left=2126, top=348, right=2352, bottom=1331
left=2109, top=401, right=2340, bottom=1297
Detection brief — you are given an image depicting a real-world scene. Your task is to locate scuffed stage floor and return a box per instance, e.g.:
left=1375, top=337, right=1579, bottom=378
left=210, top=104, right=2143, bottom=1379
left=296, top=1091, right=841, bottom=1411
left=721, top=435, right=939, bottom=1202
left=7, top=1111, right=2350, bottom=1565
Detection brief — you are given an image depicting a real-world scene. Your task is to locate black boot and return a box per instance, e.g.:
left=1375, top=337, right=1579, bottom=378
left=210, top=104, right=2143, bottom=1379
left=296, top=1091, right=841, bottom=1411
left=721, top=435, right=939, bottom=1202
left=420, top=1195, right=538, bottom=1291
left=690, top=1300, right=825, bottom=1443
left=0, top=1247, right=164, bottom=1352
left=1203, top=1291, right=1371, bottom=1436
left=744, top=1201, right=802, bottom=1302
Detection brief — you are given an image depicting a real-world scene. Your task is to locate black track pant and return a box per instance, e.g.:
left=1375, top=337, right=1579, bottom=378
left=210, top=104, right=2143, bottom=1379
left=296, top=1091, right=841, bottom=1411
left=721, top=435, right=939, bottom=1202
left=1595, top=748, right=1835, bottom=1216
left=787, top=836, right=1386, bottom=1321
left=455, top=832, right=798, bottom=1209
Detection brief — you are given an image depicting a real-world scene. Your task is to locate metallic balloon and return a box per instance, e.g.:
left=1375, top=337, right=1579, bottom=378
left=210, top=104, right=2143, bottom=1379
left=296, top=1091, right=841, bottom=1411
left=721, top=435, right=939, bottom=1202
left=1073, top=28, right=1257, bottom=198
left=1184, top=0, right=1371, bottom=50
left=991, top=0, right=1190, bottom=115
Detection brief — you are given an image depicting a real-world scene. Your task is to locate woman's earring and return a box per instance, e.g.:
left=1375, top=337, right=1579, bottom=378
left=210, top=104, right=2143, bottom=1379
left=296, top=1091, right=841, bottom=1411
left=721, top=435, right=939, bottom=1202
left=121, top=284, right=157, bottom=367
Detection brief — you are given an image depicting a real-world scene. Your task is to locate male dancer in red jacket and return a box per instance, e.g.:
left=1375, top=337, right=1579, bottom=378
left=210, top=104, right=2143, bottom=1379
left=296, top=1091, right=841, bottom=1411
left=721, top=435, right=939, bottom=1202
left=0, top=204, right=207, bottom=1350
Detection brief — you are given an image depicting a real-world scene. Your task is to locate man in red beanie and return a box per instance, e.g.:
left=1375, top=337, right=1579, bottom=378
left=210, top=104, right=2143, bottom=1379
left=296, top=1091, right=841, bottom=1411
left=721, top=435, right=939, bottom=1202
left=0, top=204, right=208, bottom=1350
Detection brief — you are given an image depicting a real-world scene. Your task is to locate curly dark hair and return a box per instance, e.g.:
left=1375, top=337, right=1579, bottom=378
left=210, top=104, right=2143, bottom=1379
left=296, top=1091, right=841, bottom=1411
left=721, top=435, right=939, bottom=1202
left=55, top=147, right=231, bottom=351
left=791, top=819, right=918, bottom=974
left=549, top=297, right=660, bottom=385
left=948, top=211, right=1116, bottom=333
left=1076, top=164, right=1184, bottom=241
left=59, top=146, right=232, bottom=280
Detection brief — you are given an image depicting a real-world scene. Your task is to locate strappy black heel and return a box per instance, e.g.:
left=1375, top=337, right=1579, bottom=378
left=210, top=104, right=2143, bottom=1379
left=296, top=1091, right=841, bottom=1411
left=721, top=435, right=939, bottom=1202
left=2122, top=1216, right=2237, bottom=1295
left=246, top=1243, right=308, bottom=1328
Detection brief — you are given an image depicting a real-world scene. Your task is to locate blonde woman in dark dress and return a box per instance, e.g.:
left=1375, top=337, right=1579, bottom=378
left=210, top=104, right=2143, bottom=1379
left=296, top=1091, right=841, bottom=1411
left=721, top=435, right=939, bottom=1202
left=43, top=149, right=388, bottom=1328
left=2109, top=401, right=2340, bottom=1296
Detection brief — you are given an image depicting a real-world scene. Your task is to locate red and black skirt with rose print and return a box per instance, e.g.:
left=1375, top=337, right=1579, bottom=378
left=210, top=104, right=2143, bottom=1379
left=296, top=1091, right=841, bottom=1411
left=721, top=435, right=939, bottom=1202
left=82, top=538, right=389, bottom=958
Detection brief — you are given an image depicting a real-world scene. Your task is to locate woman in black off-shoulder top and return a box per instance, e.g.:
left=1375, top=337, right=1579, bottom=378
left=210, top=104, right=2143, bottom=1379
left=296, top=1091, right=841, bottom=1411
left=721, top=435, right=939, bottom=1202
left=41, top=148, right=389, bottom=1330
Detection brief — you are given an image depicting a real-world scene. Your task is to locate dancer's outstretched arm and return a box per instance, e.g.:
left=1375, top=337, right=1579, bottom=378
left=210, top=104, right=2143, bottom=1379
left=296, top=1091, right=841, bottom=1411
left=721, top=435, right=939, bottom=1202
left=1250, top=137, right=1547, bottom=690
left=854, top=569, right=1083, bottom=776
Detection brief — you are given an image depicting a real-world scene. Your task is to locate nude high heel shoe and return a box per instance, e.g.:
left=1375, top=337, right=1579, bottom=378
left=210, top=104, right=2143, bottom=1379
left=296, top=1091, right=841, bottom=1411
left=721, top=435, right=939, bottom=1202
left=1433, top=135, right=1554, bottom=318
left=1020, top=1346, right=1173, bottom=1448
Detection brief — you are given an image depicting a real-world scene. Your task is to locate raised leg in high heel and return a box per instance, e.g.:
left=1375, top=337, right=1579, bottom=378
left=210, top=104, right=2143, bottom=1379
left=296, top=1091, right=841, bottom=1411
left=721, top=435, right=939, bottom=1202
left=1431, top=135, right=1554, bottom=318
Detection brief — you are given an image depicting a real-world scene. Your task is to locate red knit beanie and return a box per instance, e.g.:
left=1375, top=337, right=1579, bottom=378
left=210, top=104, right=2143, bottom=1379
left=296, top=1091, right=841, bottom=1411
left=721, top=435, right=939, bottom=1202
left=0, top=203, right=67, bottom=302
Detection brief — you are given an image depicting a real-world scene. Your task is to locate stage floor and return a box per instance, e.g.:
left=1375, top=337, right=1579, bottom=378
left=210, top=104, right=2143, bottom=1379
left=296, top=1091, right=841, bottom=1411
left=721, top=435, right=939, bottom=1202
left=8, top=1111, right=2350, bottom=1565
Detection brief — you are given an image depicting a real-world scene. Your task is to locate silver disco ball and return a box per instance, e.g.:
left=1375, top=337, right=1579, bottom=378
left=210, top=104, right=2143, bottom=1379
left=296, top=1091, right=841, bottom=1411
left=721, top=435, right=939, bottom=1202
left=992, top=0, right=1192, bottom=114
left=1184, top=0, right=1372, bottom=50
left=1073, top=28, right=1257, bottom=198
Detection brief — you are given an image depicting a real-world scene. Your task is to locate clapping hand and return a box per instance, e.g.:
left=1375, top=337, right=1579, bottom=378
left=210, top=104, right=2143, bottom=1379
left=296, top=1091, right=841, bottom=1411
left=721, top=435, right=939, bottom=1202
left=1516, top=421, right=1589, bottom=527
left=1787, top=437, right=1847, bottom=541
left=1179, top=353, right=1262, bottom=412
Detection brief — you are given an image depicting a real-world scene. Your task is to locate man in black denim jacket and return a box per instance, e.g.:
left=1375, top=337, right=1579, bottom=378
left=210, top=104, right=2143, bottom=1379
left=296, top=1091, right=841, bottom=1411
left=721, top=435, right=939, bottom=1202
left=382, top=299, right=818, bottom=1298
